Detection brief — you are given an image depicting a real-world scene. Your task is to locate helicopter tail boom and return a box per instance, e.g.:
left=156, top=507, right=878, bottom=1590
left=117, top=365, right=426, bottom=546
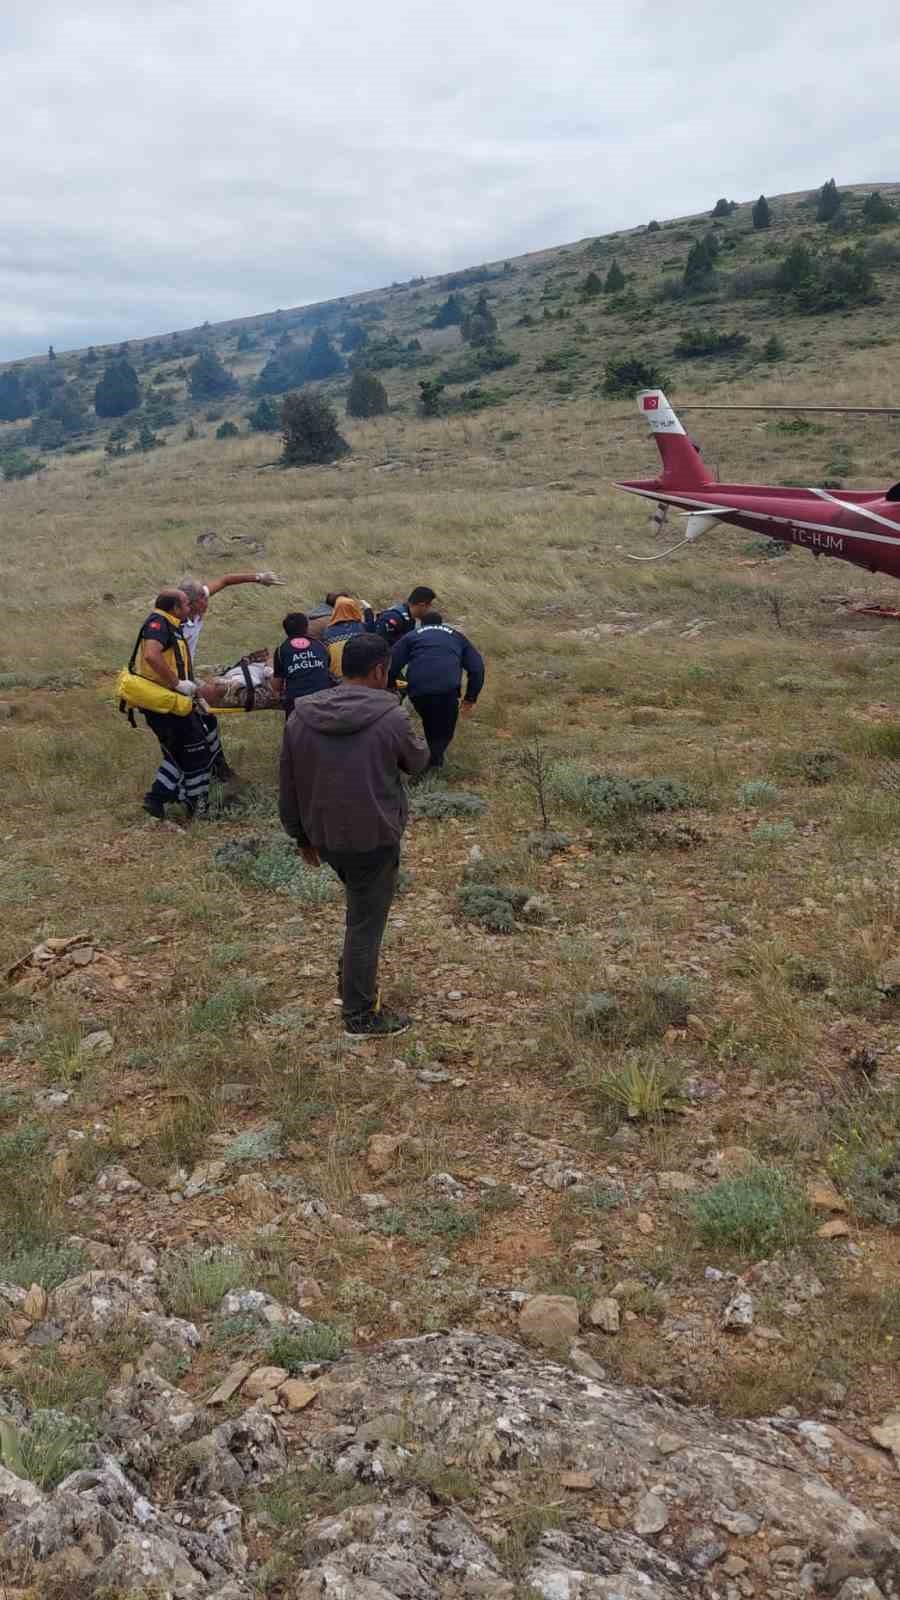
left=635, top=389, right=713, bottom=490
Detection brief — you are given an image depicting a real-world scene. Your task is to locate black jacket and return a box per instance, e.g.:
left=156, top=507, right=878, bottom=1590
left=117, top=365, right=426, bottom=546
left=388, top=624, right=485, bottom=702
left=374, top=603, right=414, bottom=644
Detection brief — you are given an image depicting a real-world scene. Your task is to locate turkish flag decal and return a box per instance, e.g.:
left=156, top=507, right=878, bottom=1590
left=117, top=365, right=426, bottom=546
left=642, top=395, right=660, bottom=411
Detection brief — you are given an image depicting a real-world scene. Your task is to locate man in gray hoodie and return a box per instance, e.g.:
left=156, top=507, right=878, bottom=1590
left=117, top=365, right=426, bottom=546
left=279, top=632, right=430, bottom=1038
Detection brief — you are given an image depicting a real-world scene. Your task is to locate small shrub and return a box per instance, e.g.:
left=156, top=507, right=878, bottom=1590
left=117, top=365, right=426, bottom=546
left=828, top=1084, right=900, bottom=1224
left=526, top=829, right=571, bottom=857
left=281, top=390, right=349, bottom=466
left=593, top=1058, right=683, bottom=1122
left=246, top=395, right=281, bottom=432
left=346, top=369, right=389, bottom=418
left=161, top=1248, right=251, bottom=1315
left=457, top=882, right=528, bottom=932
left=737, top=779, right=779, bottom=808
left=268, top=1323, right=347, bottom=1367
left=673, top=326, right=748, bottom=358
left=13, top=1411, right=91, bottom=1490
left=213, top=836, right=337, bottom=901
left=410, top=788, right=486, bottom=819
left=783, top=749, right=847, bottom=785
left=189, top=977, right=262, bottom=1034
left=223, top=1123, right=282, bottom=1163
left=692, top=1165, right=812, bottom=1254
left=575, top=992, right=623, bottom=1036
left=602, top=353, right=667, bottom=397
left=0, top=1240, right=88, bottom=1291
left=216, top=420, right=240, bottom=439
left=1, top=449, right=45, bottom=480
left=762, top=334, right=785, bottom=362
left=752, top=821, right=796, bottom=844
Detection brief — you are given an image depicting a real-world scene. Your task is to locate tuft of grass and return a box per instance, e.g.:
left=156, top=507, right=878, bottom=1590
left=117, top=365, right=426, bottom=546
left=223, top=1122, right=282, bottom=1163
left=189, top=977, right=263, bottom=1035
left=160, top=1247, right=252, bottom=1316
left=0, top=1240, right=88, bottom=1291
left=256, top=1466, right=375, bottom=1528
left=752, top=820, right=796, bottom=844
left=213, top=836, right=337, bottom=902
left=828, top=1083, right=900, bottom=1224
left=591, top=1056, right=683, bottom=1122
left=267, top=1323, right=347, bottom=1368
left=2, top=1410, right=91, bottom=1490
left=691, top=1164, right=813, bottom=1255
left=370, top=1200, right=481, bottom=1244
left=737, top=779, right=779, bottom=808
left=410, top=787, right=487, bottom=819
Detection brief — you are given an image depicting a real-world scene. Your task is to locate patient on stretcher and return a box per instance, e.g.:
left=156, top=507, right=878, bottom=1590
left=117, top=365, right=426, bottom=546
left=198, top=650, right=285, bottom=711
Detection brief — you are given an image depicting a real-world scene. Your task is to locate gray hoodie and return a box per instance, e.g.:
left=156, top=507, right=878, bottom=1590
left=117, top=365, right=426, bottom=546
left=279, top=684, right=429, bottom=853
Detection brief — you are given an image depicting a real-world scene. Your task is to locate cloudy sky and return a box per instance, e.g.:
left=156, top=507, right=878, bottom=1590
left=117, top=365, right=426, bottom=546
left=2, top=0, right=898, bottom=359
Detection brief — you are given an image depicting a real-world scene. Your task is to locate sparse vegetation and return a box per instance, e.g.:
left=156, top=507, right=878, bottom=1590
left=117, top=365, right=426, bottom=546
left=692, top=1165, right=813, bottom=1255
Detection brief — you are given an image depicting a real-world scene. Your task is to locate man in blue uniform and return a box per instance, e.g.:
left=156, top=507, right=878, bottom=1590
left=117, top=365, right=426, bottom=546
left=388, top=611, right=485, bottom=769
left=374, top=586, right=436, bottom=645
left=272, top=613, right=334, bottom=716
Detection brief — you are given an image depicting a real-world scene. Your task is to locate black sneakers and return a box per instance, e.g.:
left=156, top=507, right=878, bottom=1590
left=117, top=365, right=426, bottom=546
left=142, top=794, right=165, bottom=820
left=344, top=1010, right=411, bottom=1040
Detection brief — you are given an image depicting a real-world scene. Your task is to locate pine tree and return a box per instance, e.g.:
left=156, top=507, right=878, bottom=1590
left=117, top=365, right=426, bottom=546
left=581, top=270, right=603, bottom=297
left=94, top=358, right=140, bottom=418
left=47, top=345, right=56, bottom=361
left=340, top=321, right=368, bottom=353
left=246, top=395, right=282, bottom=432
left=346, top=370, right=389, bottom=419
left=711, top=198, right=736, bottom=218
left=683, top=236, right=718, bottom=291
left=430, top=293, right=465, bottom=329
left=461, top=291, right=498, bottom=345
left=281, top=391, right=349, bottom=465
left=862, top=190, right=896, bottom=225
left=604, top=260, right=626, bottom=293
left=418, top=379, right=445, bottom=418
left=816, top=178, right=842, bottom=222
left=647, top=219, right=661, bottom=232
left=301, top=328, right=344, bottom=381
left=752, top=194, right=772, bottom=230
left=775, top=241, right=816, bottom=294
left=189, top=349, right=238, bottom=400
left=0, top=371, right=31, bottom=422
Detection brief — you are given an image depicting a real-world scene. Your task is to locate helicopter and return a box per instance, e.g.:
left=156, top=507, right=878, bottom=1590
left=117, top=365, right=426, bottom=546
left=615, top=389, right=900, bottom=587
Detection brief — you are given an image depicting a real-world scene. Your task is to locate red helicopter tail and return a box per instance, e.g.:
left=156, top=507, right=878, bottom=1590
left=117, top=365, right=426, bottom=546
left=637, top=389, right=713, bottom=490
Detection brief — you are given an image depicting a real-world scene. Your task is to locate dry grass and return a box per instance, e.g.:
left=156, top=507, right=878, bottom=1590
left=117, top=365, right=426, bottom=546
left=1, top=188, right=900, bottom=1462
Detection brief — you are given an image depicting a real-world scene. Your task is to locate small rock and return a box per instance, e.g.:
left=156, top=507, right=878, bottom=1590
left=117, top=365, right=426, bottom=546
left=243, top=1365, right=289, bottom=1399
left=279, top=1379, right=318, bottom=1411
left=518, top=1294, right=579, bottom=1352
left=560, top=1470, right=596, bottom=1490
left=184, top=1159, right=227, bottom=1198
left=568, top=1344, right=606, bottom=1381
left=587, top=1296, right=620, bottom=1334
left=417, top=1069, right=451, bottom=1084
left=633, top=1491, right=668, bottom=1535
left=716, top=1145, right=756, bottom=1177
left=123, top=1242, right=159, bottom=1277
left=366, top=1133, right=406, bottom=1174
left=22, top=1284, right=47, bottom=1323
left=542, top=1162, right=585, bottom=1192
left=818, top=1218, right=851, bottom=1240
left=358, top=1192, right=390, bottom=1212
left=657, top=1170, right=698, bottom=1194
left=807, top=1177, right=847, bottom=1212
left=611, top=1278, right=645, bottom=1300
left=637, top=1211, right=654, bottom=1235
left=838, top=1583, right=886, bottom=1600
left=235, top=1173, right=279, bottom=1223
left=81, top=1029, right=113, bottom=1056
left=876, top=957, right=900, bottom=994
left=723, top=1291, right=754, bottom=1330
left=870, top=1409, right=900, bottom=1467
left=0, top=703, right=14, bottom=720
left=722, top=1555, right=749, bottom=1577
left=655, top=1431, right=688, bottom=1456
left=208, top=1359, right=255, bottom=1405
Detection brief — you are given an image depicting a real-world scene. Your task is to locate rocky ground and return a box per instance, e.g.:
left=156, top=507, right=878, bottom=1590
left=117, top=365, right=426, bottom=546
left=0, top=1245, right=899, bottom=1598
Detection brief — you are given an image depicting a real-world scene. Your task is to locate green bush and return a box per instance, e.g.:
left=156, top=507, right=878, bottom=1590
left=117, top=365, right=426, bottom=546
left=214, top=836, right=338, bottom=900
left=216, top=420, right=240, bottom=438
left=601, top=354, right=667, bottom=397
left=161, top=1248, right=252, bottom=1315
left=189, top=349, right=239, bottom=400
left=593, top=1057, right=683, bottom=1122
left=410, top=788, right=486, bottom=819
left=548, top=764, right=694, bottom=820
left=691, top=1165, right=812, bottom=1254
left=246, top=396, right=282, bottom=432
left=673, top=327, right=748, bottom=358
left=346, top=369, right=389, bottom=418
left=6, top=1410, right=91, bottom=1490
left=752, top=194, right=771, bottom=230
left=94, top=357, right=140, bottom=417
left=0, top=1240, right=87, bottom=1290
left=280, top=390, right=349, bottom=466
left=457, top=881, right=529, bottom=932
left=737, top=779, right=779, bottom=808
left=268, top=1323, right=347, bottom=1367
left=1, top=449, right=45, bottom=480
left=604, top=260, right=625, bottom=293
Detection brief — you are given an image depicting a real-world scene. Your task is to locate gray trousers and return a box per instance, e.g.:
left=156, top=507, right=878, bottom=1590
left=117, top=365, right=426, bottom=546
left=319, top=845, right=399, bottom=1021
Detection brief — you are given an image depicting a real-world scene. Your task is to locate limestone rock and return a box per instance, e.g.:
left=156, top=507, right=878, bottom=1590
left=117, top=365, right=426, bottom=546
left=870, top=1410, right=900, bottom=1468
left=657, top=1171, right=698, bottom=1194
left=366, top=1133, right=421, bottom=1175
left=518, top=1295, right=580, bottom=1352
left=22, top=1283, right=47, bottom=1322
left=280, top=1379, right=318, bottom=1412
left=587, top=1297, right=620, bottom=1334
left=633, top=1491, right=668, bottom=1535
left=218, top=1287, right=311, bottom=1330
left=715, top=1145, right=756, bottom=1177
left=819, top=1217, right=851, bottom=1239
left=243, top=1365, right=289, bottom=1399
left=234, top=1174, right=279, bottom=1223
left=723, top=1291, right=754, bottom=1330
left=807, top=1176, right=847, bottom=1212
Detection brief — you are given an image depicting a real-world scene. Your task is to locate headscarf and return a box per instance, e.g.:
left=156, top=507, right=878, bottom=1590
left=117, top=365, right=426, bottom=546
left=328, top=595, right=364, bottom=626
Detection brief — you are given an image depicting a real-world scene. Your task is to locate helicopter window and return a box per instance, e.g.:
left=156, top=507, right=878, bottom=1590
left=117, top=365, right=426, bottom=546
left=885, top=482, right=900, bottom=502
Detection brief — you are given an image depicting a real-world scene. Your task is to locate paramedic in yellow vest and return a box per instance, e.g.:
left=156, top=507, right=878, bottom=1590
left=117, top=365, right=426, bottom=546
left=179, top=570, right=284, bottom=785
left=137, top=589, right=212, bottom=821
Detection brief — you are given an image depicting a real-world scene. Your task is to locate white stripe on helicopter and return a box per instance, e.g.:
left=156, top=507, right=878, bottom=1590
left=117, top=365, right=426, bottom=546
left=621, top=485, right=900, bottom=548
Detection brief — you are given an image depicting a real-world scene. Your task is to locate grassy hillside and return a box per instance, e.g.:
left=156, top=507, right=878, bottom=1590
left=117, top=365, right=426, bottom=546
left=1, top=181, right=899, bottom=1547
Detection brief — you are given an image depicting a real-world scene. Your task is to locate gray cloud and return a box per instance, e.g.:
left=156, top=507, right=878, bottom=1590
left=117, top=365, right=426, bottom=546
left=2, top=0, right=898, bottom=358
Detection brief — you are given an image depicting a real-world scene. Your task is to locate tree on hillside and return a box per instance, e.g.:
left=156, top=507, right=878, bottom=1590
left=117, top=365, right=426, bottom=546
left=647, top=219, right=661, bottom=232
left=602, top=353, right=667, bottom=397
left=604, top=260, right=626, bottom=294
left=47, top=345, right=56, bottom=362
left=94, top=358, right=140, bottom=417
left=430, top=293, right=465, bottom=329
left=775, top=241, right=816, bottom=295
left=189, top=349, right=238, bottom=400
left=281, top=390, right=349, bottom=465
left=246, top=395, right=282, bottom=432
left=752, top=194, right=772, bottom=230
left=816, top=178, right=842, bottom=222
left=301, top=328, right=344, bottom=381
left=340, top=321, right=368, bottom=353
left=711, top=198, right=737, bottom=218
left=461, top=291, right=497, bottom=345
left=683, top=234, right=718, bottom=292
left=581, top=270, right=603, bottom=298
left=255, top=344, right=307, bottom=395
left=346, top=370, right=389, bottom=418
left=862, top=190, right=896, bottom=225
left=418, top=379, right=445, bottom=417
left=0, top=371, right=31, bottom=422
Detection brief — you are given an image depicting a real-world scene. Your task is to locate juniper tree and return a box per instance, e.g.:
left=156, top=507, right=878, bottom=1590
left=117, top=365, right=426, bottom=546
left=816, top=178, right=842, bottom=222
left=604, top=260, right=626, bottom=293
left=301, top=328, right=344, bottom=381
left=189, top=349, right=238, bottom=400
left=280, top=390, right=349, bottom=465
left=346, top=369, right=389, bottom=418
left=752, top=194, right=771, bottom=230
left=94, top=358, right=140, bottom=417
